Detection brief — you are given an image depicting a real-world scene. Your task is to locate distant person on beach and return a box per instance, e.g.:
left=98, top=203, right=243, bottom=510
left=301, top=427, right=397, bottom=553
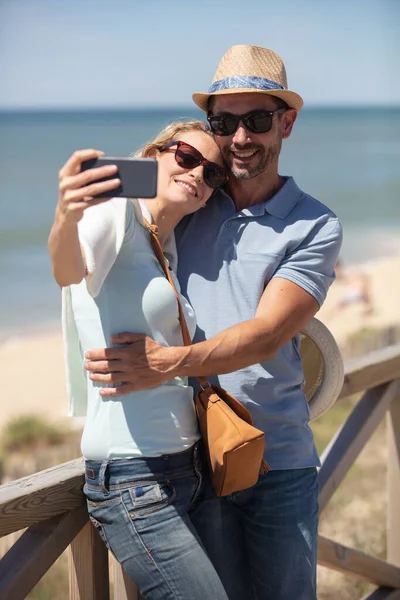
left=85, top=45, right=343, bottom=600
left=328, top=259, right=374, bottom=317
left=48, top=121, right=229, bottom=600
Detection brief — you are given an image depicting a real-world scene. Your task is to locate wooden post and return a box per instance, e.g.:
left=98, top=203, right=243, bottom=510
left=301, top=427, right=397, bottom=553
left=69, top=520, right=109, bottom=600
left=113, top=558, right=144, bottom=600
left=387, top=390, right=400, bottom=566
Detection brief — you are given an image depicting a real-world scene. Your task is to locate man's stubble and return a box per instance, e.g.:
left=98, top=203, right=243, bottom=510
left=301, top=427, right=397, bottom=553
left=222, top=138, right=282, bottom=181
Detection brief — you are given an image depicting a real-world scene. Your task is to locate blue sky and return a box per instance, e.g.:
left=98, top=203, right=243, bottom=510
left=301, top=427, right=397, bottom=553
left=1, top=0, right=399, bottom=109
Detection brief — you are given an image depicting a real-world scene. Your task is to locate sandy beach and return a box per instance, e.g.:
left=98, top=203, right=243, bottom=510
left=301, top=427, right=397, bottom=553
left=317, top=255, right=400, bottom=344
left=1, top=255, right=400, bottom=434
left=0, top=329, right=78, bottom=433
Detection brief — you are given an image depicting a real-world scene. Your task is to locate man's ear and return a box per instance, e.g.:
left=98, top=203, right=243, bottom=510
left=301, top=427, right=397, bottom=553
left=282, top=109, right=297, bottom=139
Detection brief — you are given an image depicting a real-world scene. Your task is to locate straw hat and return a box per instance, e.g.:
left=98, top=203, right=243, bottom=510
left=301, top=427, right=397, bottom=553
left=193, top=45, right=304, bottom=113
left=300, top=318, right=344, bottom=422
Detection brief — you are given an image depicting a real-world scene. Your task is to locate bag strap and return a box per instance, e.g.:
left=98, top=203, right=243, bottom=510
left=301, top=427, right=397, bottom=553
left=143, top=218, right=210, bottom=389
left=144, top=217, right=270, bottom=474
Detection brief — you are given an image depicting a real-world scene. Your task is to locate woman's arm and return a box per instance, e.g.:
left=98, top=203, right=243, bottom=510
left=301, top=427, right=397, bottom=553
left=48, top=149, right=120, bottom=287
left=48, top=217, right=86, bottom=287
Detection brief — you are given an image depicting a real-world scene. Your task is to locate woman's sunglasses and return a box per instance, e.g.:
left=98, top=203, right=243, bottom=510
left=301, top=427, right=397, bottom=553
left=207, top=108, right=286, bottom=137
left=159, top=140, right=228, bottom=190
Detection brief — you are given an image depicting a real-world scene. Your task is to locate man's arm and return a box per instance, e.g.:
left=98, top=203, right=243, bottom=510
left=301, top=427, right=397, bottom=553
left=169, top=277, right=319, bottom=376
left=84, top=278, right=319, bottom=395
left=85, top=216, right=342, bottom=396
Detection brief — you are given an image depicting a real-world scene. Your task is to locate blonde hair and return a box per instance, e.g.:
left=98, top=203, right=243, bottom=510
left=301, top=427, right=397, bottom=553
left=133, top=120, right=213, bottom=158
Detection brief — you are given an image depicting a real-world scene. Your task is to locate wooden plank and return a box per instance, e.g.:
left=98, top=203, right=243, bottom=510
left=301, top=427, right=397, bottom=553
left=0, top=458, right=85, bottom=537
left=113, top=558, right=144, bottom=600
left=0, top=505, right=87, bottom=600
left=318, top=381, right=400, bottom=512
left=318, top=535, right=400, bottom=589
left=387, top=393, right=400, bottom=566
left=69, top=520, right=109, bottom=600
left=361, top=589, right=400, bottom=600
left=339, top=344, right=400, bottom=400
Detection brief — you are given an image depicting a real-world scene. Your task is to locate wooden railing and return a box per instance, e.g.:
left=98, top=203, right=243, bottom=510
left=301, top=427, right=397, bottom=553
left=1, top=344, right=400, bottom=599
left=318, top=343, right=400, bottom=600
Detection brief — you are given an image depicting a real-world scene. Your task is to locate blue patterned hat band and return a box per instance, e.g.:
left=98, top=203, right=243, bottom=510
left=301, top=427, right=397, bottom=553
left=208, top=76, right=285, bottom=94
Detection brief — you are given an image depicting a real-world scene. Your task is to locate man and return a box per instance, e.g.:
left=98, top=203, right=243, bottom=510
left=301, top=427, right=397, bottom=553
left=85, top=45, right=342, bottom=599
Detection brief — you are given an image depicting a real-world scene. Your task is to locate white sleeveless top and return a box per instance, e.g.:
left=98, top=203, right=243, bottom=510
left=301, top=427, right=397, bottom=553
left=62, top=198, right=199, bottom=459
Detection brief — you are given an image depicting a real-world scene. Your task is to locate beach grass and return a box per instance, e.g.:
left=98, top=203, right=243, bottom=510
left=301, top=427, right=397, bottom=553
left=1, top=414, right=67, bottom=454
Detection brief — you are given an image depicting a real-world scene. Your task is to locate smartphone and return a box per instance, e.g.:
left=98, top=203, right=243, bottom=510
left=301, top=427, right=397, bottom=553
left=80, top=156, right=158, bottom=198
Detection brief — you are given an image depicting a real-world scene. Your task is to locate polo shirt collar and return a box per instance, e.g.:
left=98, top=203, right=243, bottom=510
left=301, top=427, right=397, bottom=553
left=221, top=176, right=302, bottom=220
left=262, top=176, right=302, bottom=219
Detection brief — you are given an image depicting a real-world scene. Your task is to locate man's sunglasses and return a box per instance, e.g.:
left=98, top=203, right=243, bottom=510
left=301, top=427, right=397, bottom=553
left=159, top=140, right=228, bottom=190
left=207, top=108, right=286, bottom=137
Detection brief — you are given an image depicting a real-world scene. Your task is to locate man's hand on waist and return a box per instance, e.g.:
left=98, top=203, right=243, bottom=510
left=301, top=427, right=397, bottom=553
left=84, top=332, right=184, bottom=396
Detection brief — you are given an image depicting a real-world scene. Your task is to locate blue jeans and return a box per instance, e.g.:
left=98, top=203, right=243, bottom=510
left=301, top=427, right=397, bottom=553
left=190, top=467, right=319, bottom=600
left=84, top=443, right=228, bottom=600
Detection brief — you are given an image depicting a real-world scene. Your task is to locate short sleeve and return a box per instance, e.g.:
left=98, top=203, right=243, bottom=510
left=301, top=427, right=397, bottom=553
left=273, top=218, right=343, bottom=307
left=78, top=197, right=132, bottom=297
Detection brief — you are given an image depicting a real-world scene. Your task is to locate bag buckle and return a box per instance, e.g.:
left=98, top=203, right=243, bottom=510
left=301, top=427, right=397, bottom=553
left=199, top=380, right=211, bottom=391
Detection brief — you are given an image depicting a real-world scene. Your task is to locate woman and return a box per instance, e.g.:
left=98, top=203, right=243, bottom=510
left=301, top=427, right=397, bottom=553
left=48, top=121, right=229, bottom=600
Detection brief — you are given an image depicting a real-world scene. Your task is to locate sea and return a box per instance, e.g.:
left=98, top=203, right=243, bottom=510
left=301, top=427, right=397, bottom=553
left=1, top=106, right=399, bottom=335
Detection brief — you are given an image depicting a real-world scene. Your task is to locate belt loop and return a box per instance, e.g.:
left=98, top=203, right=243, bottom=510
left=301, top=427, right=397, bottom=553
left=99, top=460, right=110, bottom=495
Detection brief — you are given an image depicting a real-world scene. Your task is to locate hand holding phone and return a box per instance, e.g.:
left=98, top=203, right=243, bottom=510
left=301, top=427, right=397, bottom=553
left=80, top=156, right=158, bottom=199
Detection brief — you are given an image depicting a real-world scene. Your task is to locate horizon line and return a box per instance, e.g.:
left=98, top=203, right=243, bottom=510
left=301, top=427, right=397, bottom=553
left=0, top=103, right=400, bottom=113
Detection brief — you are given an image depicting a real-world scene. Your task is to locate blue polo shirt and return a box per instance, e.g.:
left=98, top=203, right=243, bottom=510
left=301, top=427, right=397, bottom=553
left=176, top=177, right=342, bottom=469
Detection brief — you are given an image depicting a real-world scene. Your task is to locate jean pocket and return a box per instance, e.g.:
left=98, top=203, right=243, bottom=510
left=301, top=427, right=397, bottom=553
left=122, top=481, right=176, bottom=518
left=84, top=484, right=120, bottom=507
left=88, top=514, right=112, bottom=550
left=85, top=494, right=120, bottom=554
